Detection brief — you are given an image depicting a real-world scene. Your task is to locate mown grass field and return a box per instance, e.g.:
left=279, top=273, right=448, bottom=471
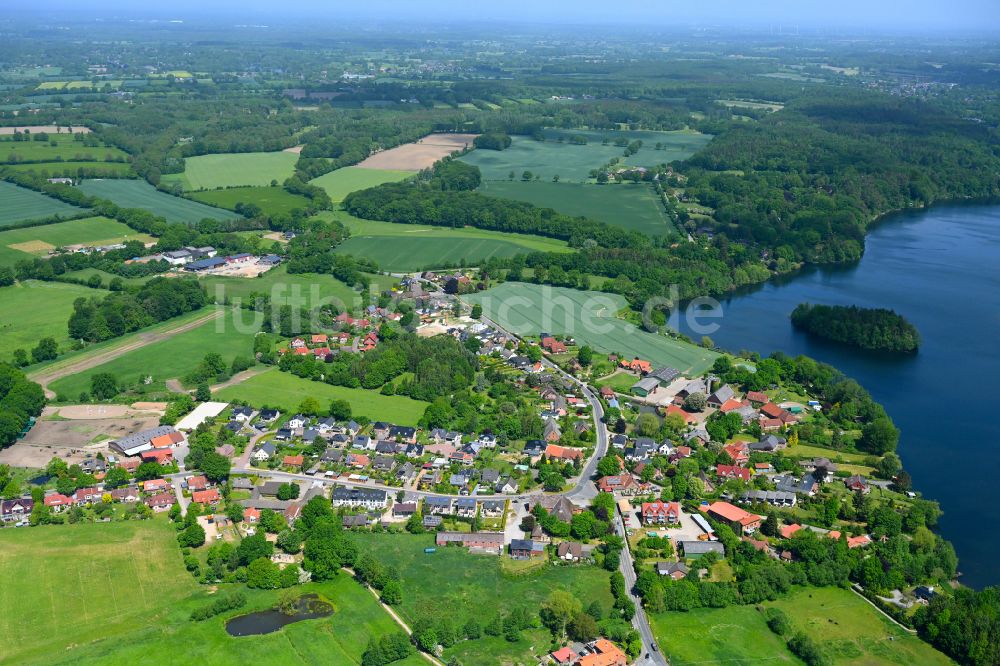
left=162, top=151, right=299, bottom=190
left=650, top=586, right=952, bottom=666
left=48, top=311, right=260, bottom=400
left=0, top=216, right=154, bottom=268
left=187, top=186, right=312, bottom=216
left=479, top=181, right=674, bottom=236
left=216, top=368, right=428, bottom=426
left=2, top=160, right=134, bottom=177
left=309, top=166, right=412, bottom=202
left=200, top=264, right=395, bottom=311
left=466, top=283, right=719, bottom=375
left=0, top=181, right=87, bottom=227
left=0, top=280, right=105, bottom=361
left=77, top=179, right=242, bottom=225
left=460, top=129, right=711, bottom=182
left=0, top=133, right=129, bottom=163
left=353, top=532, right=615, bottom=666
left=0, top=520, right=419, bottom=666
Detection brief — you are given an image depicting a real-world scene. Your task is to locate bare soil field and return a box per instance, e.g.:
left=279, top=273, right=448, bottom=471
left=0, top=125, right=91, bottom=135
left=356, top=133, right=478, bottom=171
left=283, top=145, right=303, bottom=154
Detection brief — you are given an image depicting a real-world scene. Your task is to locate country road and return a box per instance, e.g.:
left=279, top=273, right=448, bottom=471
left=28, top=308, right=224, bottom=398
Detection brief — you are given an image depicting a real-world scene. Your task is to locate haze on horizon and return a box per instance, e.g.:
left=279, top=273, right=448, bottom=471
left=10, top=0, right=1000, bottom=33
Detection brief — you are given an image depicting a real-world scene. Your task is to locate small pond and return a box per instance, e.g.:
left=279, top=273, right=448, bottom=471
left=225, top=594, right=333, bottom=637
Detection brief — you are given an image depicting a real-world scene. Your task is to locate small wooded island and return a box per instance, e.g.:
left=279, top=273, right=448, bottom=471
left=790, top=303, right=920, bottom=352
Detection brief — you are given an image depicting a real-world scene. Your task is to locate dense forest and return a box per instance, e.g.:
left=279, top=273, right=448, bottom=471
left=791, top=303, right=921, bottom=352
left=66, top=278, right=207, bottom=342
left=914, top=587, right=1000, bottom=665
left=0, top=364, right=46, bottom=447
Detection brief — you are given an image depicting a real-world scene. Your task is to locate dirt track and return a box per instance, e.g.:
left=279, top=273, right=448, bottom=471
left=29, top=309, right=224, bottom=398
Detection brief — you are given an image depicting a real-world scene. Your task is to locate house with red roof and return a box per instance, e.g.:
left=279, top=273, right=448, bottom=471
left=142, top=478, right=170, bottom=493
left=551, top=646, right=576, bottom=665
left=545, top=444, right=583, bottom=462
left=312, top=347, right=331, bottom=359
left=780, top=523, right=803, bottom=539
left=44, top=493, right=73, bottom=511
left=283, top=455, right=304, bottom=468
left=186, top=475, right=208, bottom=491
left=746, top=391, right=770, bottom=405
left=243, top=507, right=260, bottom=523
left=575, top=639, right=627, bottom=666
left=597, top=473, right=647, bottom=496
left=723, top=442, right=750, bottom=465
left=311, top=334, right=328, bottom=346
left=347, top=453, right=370, bottom=468
left=599, top=386, right=615, bottom=399
left=704, top=501, right=761, bottom=535
left=290, top=337, right=306, bottom=349
left=619, top=358, right=652, bottom=374
left=140, top=448, right=173, bottom=463
left=145, top=492, right=175, bottom=512
left=192, top=488, right=220, bottom=506
left=641, top=500, right=681, bottom=525
left=663, top=404, right=698, bottom=425
left=716, top=464, right=752, bottom=482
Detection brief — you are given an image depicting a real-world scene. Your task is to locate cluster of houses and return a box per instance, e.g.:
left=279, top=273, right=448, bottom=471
left=549, top=639, right=628, bottom=666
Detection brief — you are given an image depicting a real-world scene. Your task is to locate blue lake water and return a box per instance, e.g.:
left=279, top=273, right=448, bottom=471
left=677, top=204, right=1000, bottom=588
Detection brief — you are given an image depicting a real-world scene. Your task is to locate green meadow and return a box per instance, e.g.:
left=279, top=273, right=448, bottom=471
left=216, top=368, right=428, bottom=426
left=48, top=312, right=259, bottom=399
left=200, top=264, right=395, bottom=311
left=0, top=216, right=154, bottom=268
left=466, top=282, right=719, bottom=375
left=2, top=160, right=134, bottom=177
left=479, top=180, right=675, bottom=236
left=0, top=280, right=105, bottom=360
left=309, top=166, right=413, bottom=202
left=0, top=181, right=88, bottom=227
left=163, top=151, right=299, bottom=190
left=0, top=133, right=129, bottom=163
left=187, top=186, right=312, bottom=216
left=77, top=179, right=242, bottom=225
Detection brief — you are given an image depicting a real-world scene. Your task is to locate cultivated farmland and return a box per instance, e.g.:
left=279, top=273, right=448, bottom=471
left=0, top=181, right=87, bottom=227
left=187, top=186, right=312, bottom=216
left=47, top=311, right=259, bottom=399
left=466, top=283, right=719, bottom=375
left=479, top=181, right=675, bottom=236
left=162, top=151, right=299, bottom=190
left=216, top=368, right=428, bottom=426
left=0, top=216, right=155, bottom=268
left=0, top=280, right=105, bottom=361
left=355, top=133, right=478, bottom=171
left=77, top=179, right=242, bottom=225
left=309, top=166, right=412, bottom=202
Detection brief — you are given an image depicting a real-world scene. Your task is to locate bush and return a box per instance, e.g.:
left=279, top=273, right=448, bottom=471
left=787, top=632, right=830, bottom=666
left=190, top=592, right=247, bottom=621
left=765, top=607, right=791, bottom=636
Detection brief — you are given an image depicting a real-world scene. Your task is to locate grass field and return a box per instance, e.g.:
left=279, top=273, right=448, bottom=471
left=0, top=280, right=105, bottom=360
left=0, top=216, right=155, bottom=268
left=479, top=181, right=674, bottom=236
left=200, top=264, right=395, bottom=311
left=309, top=166, right=412, bottom=202
left=0, top=520, right=419, bottom=666
left=187, top=186, right=312, bottom=216
left=0, top=181, right=87, bottom=227
left=353, top=532, right=615, bottom=666
left=77, top=179, right=242, bottom=225
left=48, top=312, right=260, bottom=399
left=650, top=586, right=952, bottom=666
left=162, top=151, right=299, bottom=190
left=466, top=283, right=719, bottom=375
left=0, top=133, right=129, bottom=163
left=0, top=518, right=197, bottom=665
left=460, top=129, right=711, bottom=182
left=2, top=160, right=134, bottom=177
left=216, top=368, right=428, bottom=426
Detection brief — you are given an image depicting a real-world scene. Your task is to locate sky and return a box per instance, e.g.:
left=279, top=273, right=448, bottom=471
left=11, top=0, right=1000, bottom=33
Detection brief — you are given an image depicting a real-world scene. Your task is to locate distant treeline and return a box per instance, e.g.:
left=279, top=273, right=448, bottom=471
left=790, top=303, right=920, bottom=353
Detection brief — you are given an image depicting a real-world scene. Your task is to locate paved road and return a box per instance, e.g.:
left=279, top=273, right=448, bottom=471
left=615, top=510, right=668, bottom=666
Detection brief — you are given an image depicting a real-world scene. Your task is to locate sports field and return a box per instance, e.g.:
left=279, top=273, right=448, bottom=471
left=479, top=181, right=674, bottom=236
left=162, top=151, right=299, bottom=190
left=466, top=283, right=719, bottom=375
left=353, top=532, right=615, bottom=666
left=216, top=368, right=428, bottom=426
left=309, top=166, right=412, bottom=202
left=650, top=586, right=951, bottom=666
left=187, top=186, right=312, bottom=216
left=0, top=133, right=129, bottom=163
left=200, top=264, right=394, bottom=311
left=0, top=519, right=197, bottom=665
left=460, top=129, right=711, bottom=182
left=2, top=160, right=134, bottom=177
left=48, top=312, right=259, bottom=400
left=77, top=179, right=242, bottom=225
left=0, top=280, right=105, bottom=360
left=0, top=181, right=87, bottom=227
left=0, top=216, right=155, bottom=268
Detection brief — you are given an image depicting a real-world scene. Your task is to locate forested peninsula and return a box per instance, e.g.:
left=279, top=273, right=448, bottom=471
left=790, top=303, right=920, bottom=352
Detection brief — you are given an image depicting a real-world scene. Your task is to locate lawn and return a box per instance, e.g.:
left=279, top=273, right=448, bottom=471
left=187, top=186, right=312, bottom=216
left=309, top=166, right=413, bottom=202
left=595, top=370, right=640, bottom=394
left=48, top=311, right=260, bottom=400
left=0, top=216, right=155, bottom=268
left=353, top=532, right=615, bottom=666
left=479, top=181, right=674, bottom=236
left=0, top=518, right=197, bottom=665
left=0, top=280, right=105, bottom=361
left=77, top=179, right=242, bottom=225
left=460, top=129, right=711, bottom=182
left=0, top=133, right=129, bottom=163
left=162, top=151, right=299, bottom=190
left=0, top=181, right=88, bottom=227
left=466, top=283, right=719, bottom=375
left=216, top=368, right=429, bottom=426
left=649, top=586, right=952, bottom=666
left=200, top=264, right=395, bottom=311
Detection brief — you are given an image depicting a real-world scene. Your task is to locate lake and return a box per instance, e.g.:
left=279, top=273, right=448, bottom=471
left=677, top=203, right=1000, bottom=588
